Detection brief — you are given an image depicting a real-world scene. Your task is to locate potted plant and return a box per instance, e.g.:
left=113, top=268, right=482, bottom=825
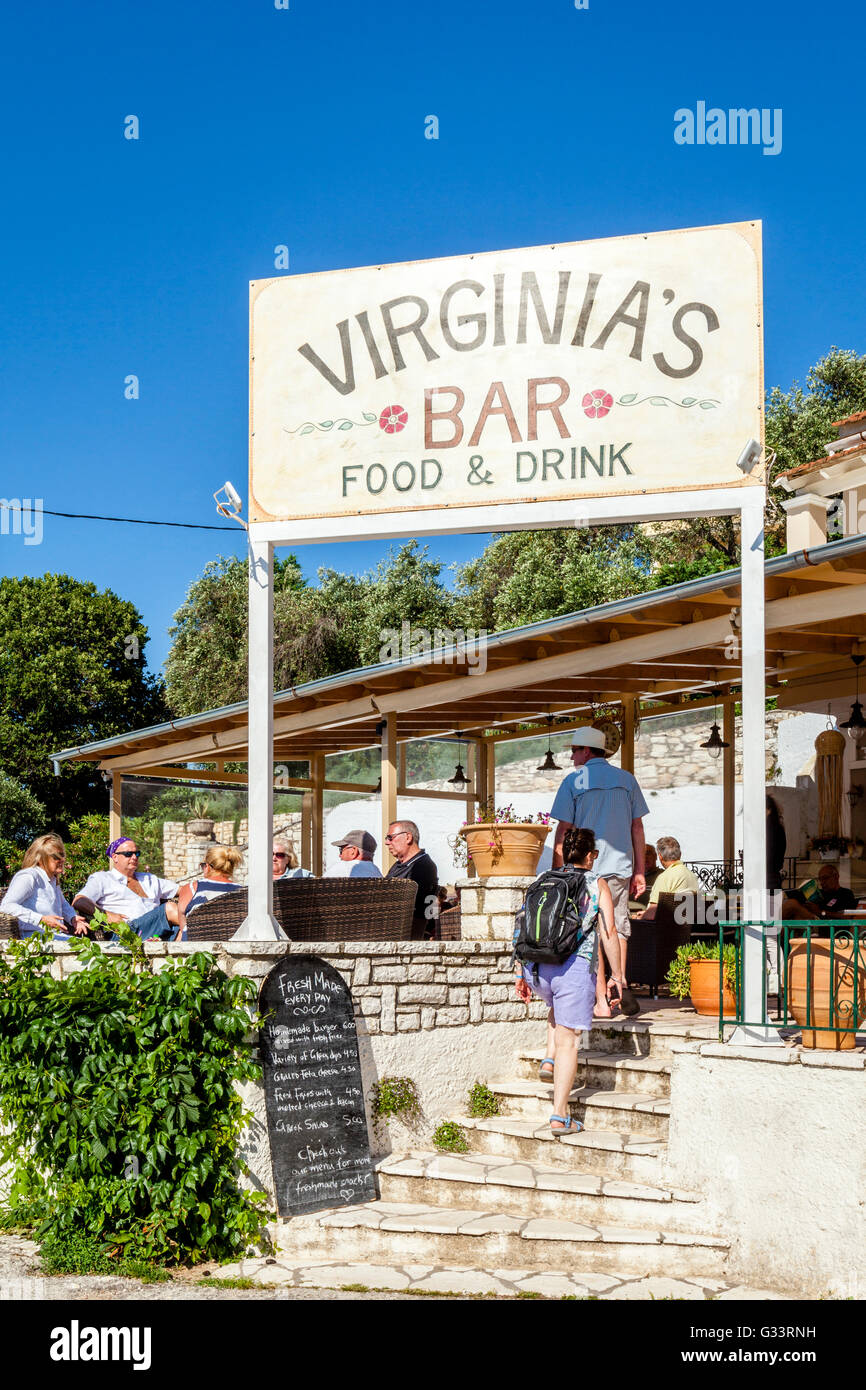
left=186, top=796, right=215, bottom=838
left=454, top=803, right=551, bottom=877
left=665, top=941, right=738, bottom=1018
left=809, top=835, right=849, bottom=862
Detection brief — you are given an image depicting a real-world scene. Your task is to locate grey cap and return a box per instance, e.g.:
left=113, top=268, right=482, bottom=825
left=331, top=829, right=377, bottom=854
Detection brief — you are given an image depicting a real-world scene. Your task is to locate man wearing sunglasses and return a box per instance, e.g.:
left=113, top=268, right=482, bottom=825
left=385, top=820, right=439, bottom=939
left=72, top=837, right=181, bottom=941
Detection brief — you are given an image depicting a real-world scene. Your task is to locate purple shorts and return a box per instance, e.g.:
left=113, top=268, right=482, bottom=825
left=521, top=954, right=596, bottom=1032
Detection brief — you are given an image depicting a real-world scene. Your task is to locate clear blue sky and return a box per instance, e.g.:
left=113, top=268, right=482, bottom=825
left=1, top=0, right=862, bottom=676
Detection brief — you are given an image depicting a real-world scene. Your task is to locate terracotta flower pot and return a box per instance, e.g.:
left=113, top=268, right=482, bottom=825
left=787, top=937, right=866, bottom=1050
left=688, top=957, right=737, bottom=1018
left=459, top=823, right=550, bottom=877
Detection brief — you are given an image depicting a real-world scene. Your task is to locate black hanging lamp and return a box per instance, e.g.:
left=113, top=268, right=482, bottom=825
left=839, top=655, right=866, bottom=748
left=537, top=716, right=560, bottom=773
left=447, top=732, right=467, bottom=790
left=700, top=687, right=730, bottom=761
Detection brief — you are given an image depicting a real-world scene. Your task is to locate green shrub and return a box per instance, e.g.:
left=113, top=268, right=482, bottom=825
left=0, top=926, right=269, bottom=1268
left=432, top=1121, right=469, bottom=1153
left=368, top=1076, right=422, bottom=1129
left=467, top=1080, right=500, bottom=1118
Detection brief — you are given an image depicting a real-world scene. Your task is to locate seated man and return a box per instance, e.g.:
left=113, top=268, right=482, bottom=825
left=782, top=863, right=857, bottom=921
left=633, top=844, right=663, bottom=907
left=73, top=837, right=181, bottom=940
left=324, top=830, right=382, bottom=878
left=385, top=819, right=438, bottom=939
left=635, top=836, right=700, bottom=922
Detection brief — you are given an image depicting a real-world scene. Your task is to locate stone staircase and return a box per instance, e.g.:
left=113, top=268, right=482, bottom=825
left=271, top=1015, right=744, bottom=1287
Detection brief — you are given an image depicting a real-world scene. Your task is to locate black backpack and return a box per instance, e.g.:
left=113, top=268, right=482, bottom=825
left=513, top=867, right=592, bottom=970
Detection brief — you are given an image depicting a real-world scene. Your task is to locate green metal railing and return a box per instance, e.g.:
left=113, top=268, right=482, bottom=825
left=716, top=919, right=865, bottom=1044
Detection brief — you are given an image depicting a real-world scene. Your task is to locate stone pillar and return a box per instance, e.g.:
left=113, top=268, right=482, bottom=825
left=456, top=876, right=533, bottom=940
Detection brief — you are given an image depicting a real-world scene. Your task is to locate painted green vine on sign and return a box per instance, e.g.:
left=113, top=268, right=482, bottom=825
left=0, top=926, right=270, bottom=1269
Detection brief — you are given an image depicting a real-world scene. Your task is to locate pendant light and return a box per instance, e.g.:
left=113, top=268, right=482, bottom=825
left=700, top=688, right=730, bottom=761
left=839, top=655, right=866, bottom=748
left=537, top=716, right=560, bottom=773
left=447, top=733, right=467, bottom=790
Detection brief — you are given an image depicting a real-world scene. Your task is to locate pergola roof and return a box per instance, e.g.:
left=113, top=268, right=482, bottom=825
left=52, top=534, right=866, bottom=776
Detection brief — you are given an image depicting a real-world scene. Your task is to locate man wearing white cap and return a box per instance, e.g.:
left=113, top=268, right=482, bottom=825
left=324, top=830, right=383, bottom=878
left=550, top=727, right=648, bottom=1016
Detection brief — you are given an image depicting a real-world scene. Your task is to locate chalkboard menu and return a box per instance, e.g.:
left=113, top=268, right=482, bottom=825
left=259, top=954, right=376, bottom=1218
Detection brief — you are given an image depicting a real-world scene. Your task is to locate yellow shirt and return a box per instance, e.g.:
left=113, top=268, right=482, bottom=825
left=648, top=861, right=700, bottom=905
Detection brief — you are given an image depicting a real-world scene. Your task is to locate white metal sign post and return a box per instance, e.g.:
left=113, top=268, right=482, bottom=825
left=238, top=222, right=772, bottom=1040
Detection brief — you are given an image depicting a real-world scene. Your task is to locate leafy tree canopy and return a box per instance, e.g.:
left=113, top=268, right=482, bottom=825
left=0, top=773, right=47, bottom=878
left=0, top=576, right=167, bottom=834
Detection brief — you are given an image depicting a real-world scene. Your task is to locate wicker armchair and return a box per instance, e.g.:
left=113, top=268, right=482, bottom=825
left=0, top=911, right=20, bottom=940
left=184, top=877, right=417, bottom=943
left=626, top=893, right=692, bottom=997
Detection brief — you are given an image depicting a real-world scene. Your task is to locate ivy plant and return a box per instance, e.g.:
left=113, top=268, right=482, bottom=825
left=432, top=1121, right=469, bottom=1153
left=0, top=925, right=269, bottom=1268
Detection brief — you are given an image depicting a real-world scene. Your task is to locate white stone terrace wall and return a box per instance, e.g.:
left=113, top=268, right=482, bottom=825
left=665, top=1042, right=866, bottom=1298
left=30, top=939, right=546, bottom=1198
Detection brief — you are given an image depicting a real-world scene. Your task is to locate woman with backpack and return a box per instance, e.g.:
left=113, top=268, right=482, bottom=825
left=514, top=826, right=626, bottom=1134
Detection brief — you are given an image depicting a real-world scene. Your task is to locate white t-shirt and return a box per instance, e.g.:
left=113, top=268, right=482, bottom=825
left=78, top=867, right=179, bottom=922
left=323, top=858, right=382, bottom=879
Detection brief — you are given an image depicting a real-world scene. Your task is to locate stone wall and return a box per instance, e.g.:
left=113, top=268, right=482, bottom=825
left=456, top=876, right=532, bottom=940
left=162, top=814, right=303, bottom=883
left=665, top=1042, right=866, bottom=1297
left=491, top=709, right=796, bottom=795
left=29, top=938, right=546, bottom=1174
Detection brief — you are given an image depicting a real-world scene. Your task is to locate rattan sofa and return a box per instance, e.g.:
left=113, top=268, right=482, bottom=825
left=184, top=876, right=417, bottom=942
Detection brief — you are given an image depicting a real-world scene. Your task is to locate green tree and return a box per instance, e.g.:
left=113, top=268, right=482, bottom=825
left=766, top=346, right=866, bottom=483
left=0, top=576, right=167, bottom=834
left=0, top=773, right=47, bottom=879
left=455, top=526, right=654, bottom=631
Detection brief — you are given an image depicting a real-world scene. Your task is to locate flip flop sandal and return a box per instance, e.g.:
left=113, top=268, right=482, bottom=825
left=538, top=1057, right=555, bottom=1081
left=549, top=1114, right=584, bottom=1134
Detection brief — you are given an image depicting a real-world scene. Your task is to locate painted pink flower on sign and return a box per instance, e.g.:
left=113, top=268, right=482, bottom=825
left=379, top=404, right=408, bottom=434
left=582, top=389, right=614, bottom=419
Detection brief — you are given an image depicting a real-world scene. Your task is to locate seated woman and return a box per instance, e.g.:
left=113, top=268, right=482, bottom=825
left=0, top=833, right=90, bottom=940
left=73, top=837, right=181, bottom=941
left=177, top=844, right=244, bottom=937
left=514, top=826, right=626, bottom=1134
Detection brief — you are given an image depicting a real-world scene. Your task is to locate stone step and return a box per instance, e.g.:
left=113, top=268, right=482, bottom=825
left=521, top=1018, right=713, bottom=1062
left=274, top=1200, right=731, bottom=1278
left=213, top=1252, right=784, bottom=1300
left=459, top=1115, right=666, bottom=1182
left=376, top=1149, right=708, bottom=1233
left=515, top=1050, right=672, bottom=1097
left=492, top=1081, right=671, bottom=1139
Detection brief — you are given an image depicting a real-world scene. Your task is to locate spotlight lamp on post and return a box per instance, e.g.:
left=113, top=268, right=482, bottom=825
left=700, top=687, right=731, bottom=762
left=537, top=716, right=561, bottom=773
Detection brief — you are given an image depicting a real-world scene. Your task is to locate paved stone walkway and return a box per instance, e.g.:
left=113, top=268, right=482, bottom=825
left=0, top=1234, right=790, bottom=1300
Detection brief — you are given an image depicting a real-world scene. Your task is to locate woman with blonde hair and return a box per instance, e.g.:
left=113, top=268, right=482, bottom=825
left=177, top=844, right=245, bottom=937
left=272, top=837, right=312, bottom=880
left=0, top=833, right=89, bottom=939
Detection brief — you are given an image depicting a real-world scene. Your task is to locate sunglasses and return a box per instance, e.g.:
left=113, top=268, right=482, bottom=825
left=272, top=852, right=288, bottom=859
left=116, top=850, right=141, bottom=858
left=384, top=831, right=409, bottom=841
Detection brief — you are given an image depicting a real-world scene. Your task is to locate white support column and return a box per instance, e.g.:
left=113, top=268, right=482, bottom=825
left=379, top=713, right=398, bottom=874
left=235, top=533, right=283, bottom=940
left=730, top=488, right=771, bottom=1042
left=109, top=772, right=122, bottom=843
